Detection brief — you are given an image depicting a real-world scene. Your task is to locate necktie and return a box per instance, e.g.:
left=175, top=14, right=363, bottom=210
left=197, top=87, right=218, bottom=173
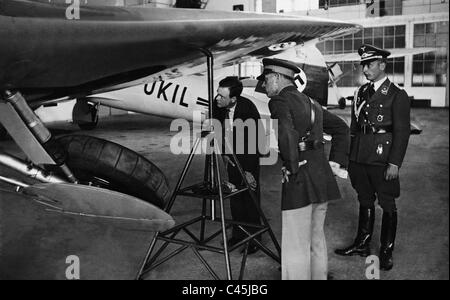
left=226, top=109, right=233, bottom=131
left=368, top=83, right=375, bottom=99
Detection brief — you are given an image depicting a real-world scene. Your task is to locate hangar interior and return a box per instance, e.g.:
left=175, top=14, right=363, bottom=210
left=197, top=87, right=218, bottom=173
left=0, top=0, right=448, bottom=281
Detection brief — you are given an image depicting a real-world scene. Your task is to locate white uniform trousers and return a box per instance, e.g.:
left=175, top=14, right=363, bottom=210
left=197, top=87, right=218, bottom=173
left=281, top=202, right=328, bottom=280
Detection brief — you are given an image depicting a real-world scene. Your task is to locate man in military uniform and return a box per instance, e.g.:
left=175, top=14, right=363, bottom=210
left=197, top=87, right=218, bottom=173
left=257, top=58, right=349, bottom=280
left=334, top=45, right=411, bottom=271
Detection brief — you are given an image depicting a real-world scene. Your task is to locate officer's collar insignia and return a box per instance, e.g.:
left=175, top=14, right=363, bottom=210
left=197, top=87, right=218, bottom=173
left=363, top=83, right=370, bottom=92
left=381, top=82, right=391, bottom=95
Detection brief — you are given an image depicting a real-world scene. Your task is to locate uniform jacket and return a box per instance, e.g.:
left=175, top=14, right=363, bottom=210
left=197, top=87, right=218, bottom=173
left=269, top=86, right=350, bottom=210
left=350, top=78, right=410, bottom=167
left=213, top=95, right=262, bottom=175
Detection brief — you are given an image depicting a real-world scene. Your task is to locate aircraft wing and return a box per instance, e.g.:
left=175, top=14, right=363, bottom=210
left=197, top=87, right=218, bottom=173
left=0, top=0, right=359, bottom=102
left=324, top=47, right=437, bottom=63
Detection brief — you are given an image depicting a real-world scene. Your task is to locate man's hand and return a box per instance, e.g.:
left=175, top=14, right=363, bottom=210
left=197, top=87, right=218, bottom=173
left=384, top=163, right=399, bottom=181
left=244, top=171, right=257, bottom=190
left=281, top=167, right=291, bottom=184
left=281, top=160, right=307, bottom=183
left=329, top=161, right=348, bottom=179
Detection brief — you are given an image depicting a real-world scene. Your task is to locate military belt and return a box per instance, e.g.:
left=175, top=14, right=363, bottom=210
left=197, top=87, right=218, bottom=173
left=360, top=124, right=393, bottom=134
left=298, top=140, right=324, bottom=152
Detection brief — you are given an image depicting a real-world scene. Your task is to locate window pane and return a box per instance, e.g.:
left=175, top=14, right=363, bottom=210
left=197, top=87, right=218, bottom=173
left=384, top=26, right=395, bottom=36
left=373, top=27, right=383, bottom=37
left=334, top=39, right=343, bottom=53
left=342, top=33, right=353, bottom=40
left=414, top=35, right=425, bottom=47
left=412, top=61, right=424, bottom=87
left=437, top=21, right=449, bottom=33
left=436, top=73, right=447, bottom=87
left=424, top=51, right=435, bottom=60
left=413, top=61, right=423, bottom=73
left=364, top=27, right=373, bottom=38
left=374, top=37, right=383, bottom=48
left=344, top=39, right=353, bottom=52
left=394, top=58, right=404, bottom=73
left=395, top=25, right=405, bottom=35
left=436, top=60, right=447, bottom=75
left=426, top=23, right=436, bottom=34
left=385, top=60, right=393, bottom=75
left=424, top=61, right=436, bottom=86
left=393, top=61, right=405, bottom=86
left=425, top=35, right=436, bottom=47
left=423, top=75, right=436, bottom=86
left=395, top=36, right=405, bottom=48
left=353, top=38, right=362, bottom=51
left=414, top=23, right=425, bottom=35
left=354, top=30, right=362, bottom=38
left=364, top=36, right=373, bottom=45
left=436, top=34, right=448, bottom=47
left=382, top=6, right=393, bottom=16
left=384, top=36, right=394, bottom=48
left=325, top=40, right=334, bottom=54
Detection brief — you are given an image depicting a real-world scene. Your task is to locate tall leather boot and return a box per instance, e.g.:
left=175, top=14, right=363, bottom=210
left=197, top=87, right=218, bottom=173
left=379, top=210, right=397, bottom=271
left=335, top=206, right=375, bottom=257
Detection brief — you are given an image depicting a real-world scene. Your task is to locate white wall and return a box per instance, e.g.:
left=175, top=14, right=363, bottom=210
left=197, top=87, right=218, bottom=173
left=205, top=0, right=256, bottom=11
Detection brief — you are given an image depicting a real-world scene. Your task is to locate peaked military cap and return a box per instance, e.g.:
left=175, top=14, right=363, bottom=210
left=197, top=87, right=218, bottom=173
left=256, top=58, right=300, bottom=81
left=358, top=44, right=391, bottom=64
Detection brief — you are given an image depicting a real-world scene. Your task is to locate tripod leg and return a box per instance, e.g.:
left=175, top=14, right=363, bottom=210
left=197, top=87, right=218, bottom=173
left=200, top=155, right=211, bottom=243
left=213, top=142, right=233, bottom=280
left=239, top=243, right=249, bottom=280
left=136, top=137, right=202, bottom=279
left=164, top=136, right=202, bottom=212
left=224, top=137, right=282, bottom=258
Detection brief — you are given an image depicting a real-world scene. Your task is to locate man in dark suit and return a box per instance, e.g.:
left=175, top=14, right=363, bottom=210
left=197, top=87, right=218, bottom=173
left=257, top=59, right=349, bottom=280
left=334, top=44, right=411, bottom=271
left=213, top=76, right=262, bottom=255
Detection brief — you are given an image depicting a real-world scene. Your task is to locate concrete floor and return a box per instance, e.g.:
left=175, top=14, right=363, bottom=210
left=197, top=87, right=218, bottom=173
left=0, top=108, right=448, bottom=280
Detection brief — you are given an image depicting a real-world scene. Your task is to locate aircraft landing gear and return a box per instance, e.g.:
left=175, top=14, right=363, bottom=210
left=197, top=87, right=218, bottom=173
left=55, top=135, right=169, bottom=208
left=0, top=90, right=169, bottom=208
left=0, top=124, right=8, bottom=140
left=73, top=99, right=99, bottom=130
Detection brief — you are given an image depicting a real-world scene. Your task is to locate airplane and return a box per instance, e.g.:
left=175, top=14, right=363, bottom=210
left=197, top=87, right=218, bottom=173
left=61, top=41, right=428, bottom=154
left=0, top=0, right=362, bottom=212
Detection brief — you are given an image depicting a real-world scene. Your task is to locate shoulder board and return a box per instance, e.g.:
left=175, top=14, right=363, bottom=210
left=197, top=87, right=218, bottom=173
left=391, top=82, right=403, bottom=91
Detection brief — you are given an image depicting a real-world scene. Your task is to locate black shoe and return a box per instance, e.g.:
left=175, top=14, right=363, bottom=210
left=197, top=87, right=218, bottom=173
left=379, top=248, right=394, bottom=271
left=334, top=241, right=371, bottom=257
left=379, top=210, right=397, bottom=271
left=335, top=207, right=375, bottom=257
